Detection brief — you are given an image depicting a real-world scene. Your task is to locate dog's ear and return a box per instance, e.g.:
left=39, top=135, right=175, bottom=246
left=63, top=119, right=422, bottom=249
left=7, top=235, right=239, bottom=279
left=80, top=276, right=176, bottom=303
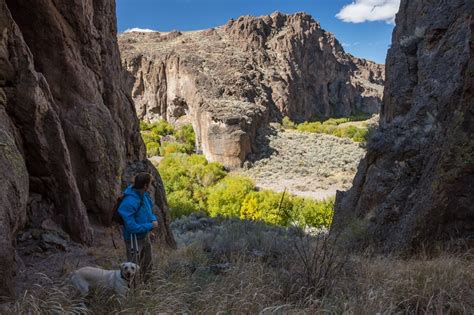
left=120, top=262, right=126, bottom=270
left=135, top=264, right=140, bottom=271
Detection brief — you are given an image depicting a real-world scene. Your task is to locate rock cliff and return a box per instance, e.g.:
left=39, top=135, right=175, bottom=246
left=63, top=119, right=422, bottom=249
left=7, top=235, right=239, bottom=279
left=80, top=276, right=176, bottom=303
left=118, top=12, right=384, bottom=168
left=0, top=0, right=175, bottom=299
left=333, top=0, right=474, bottom=253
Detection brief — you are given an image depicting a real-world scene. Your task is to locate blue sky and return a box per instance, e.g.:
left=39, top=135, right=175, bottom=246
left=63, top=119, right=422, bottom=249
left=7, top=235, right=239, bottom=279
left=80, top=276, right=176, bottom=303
left=116, top=0, right=400, bottom=64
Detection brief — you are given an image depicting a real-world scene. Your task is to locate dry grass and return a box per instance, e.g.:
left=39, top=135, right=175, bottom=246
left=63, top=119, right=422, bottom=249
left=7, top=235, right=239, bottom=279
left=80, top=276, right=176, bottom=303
left=9, top=217, right=474, bottom=314
left=332, top=253, right=474, bottom=314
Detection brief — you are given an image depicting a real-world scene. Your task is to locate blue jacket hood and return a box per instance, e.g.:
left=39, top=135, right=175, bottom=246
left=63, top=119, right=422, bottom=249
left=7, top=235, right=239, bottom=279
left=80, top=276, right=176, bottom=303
left=124, top=185, right=143, bottom=199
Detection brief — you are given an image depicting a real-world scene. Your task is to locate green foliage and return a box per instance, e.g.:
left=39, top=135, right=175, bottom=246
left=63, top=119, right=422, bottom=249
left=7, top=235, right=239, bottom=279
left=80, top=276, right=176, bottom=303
left=140, top=120, right=195, bottom=157
left=159, top=141, right=189, bottom=156
left=167, top=190, right=201, bottom=218
left=292, top=196, right=334, bottom=228
left=207, top=175, right=255, bottom=218
left=158, top=152, right=334, bottom=228
left=294, top=117, right=370, bottom=142
left=158, top=154, right=227, bottom=218
left=140, top=119, right=174, bottom=135
left=282, top=116, right=296, bottom=129
left=146, top=142, right=160, bottom=158
left=240, top=190, right=294, bottom=226
left=240, top=190, right=333, bottom=228
left=175, top=124, right=196, bottom=153
left=152, top=120, right=175, bottom=136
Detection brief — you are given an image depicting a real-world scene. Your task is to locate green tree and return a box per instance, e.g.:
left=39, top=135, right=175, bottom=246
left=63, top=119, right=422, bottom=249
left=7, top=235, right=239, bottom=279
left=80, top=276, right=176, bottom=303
left=207, top=175, right=255, bottom=218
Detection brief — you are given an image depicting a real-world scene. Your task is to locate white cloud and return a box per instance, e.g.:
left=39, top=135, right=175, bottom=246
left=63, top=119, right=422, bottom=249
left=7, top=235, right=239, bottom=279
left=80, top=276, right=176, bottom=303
left=342, top=42, right=360, bottom=47
left=336, top=0, right=400, bottom=24
left=124, top=27, right=157, bottom=33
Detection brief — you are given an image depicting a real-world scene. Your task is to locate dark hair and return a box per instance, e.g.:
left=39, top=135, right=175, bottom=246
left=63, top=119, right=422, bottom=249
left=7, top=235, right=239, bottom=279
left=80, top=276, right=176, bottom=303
left=133, top=172, right=152, bottom=189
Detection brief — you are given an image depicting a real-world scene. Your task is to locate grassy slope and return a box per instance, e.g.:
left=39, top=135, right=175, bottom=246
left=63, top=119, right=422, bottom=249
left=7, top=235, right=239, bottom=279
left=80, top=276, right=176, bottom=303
left=10, top=216, right=474, bottom=314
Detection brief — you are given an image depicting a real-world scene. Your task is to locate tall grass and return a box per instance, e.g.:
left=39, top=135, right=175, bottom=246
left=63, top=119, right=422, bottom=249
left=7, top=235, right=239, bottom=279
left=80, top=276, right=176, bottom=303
left=11, top=218, right=474, bottom=314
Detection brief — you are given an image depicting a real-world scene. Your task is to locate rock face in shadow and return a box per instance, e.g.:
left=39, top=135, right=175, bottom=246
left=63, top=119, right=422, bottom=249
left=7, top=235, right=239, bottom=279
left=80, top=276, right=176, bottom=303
left=0, top=0, right=175, bottom=299
left=118, top=12, right=384, bottom=168
left=333, top=0, right=474, bottom=253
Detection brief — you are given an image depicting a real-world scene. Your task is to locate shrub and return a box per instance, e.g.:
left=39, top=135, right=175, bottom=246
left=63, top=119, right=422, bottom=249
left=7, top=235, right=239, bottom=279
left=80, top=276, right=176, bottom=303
left=159, top=141, right=189, bottom=156
left=139, top=120, right=153, bottom=131
left=295, top=119, right=369, bottom=142
left=167, top=190, right=201, bottom=218
left=282, top=116, right=296, bottom=129
left=292, top=196, right=334, bottom=228
left=146, top=142, right=160, bottom=157
left=207, top=175, right=255, bottom=218
left=151, top=119, right=175, bottom=136
left=159, top=154, right=227, bottom=215
left=141, top=121, right=195, bottom=156
left=175, top=124, right=196, bottom=153
left=139, top=120, right=175, bottom=136
left=141, top=132, right=160, bottom=144
left=159, top=154, right=226, bottom=193
left=352, top=128, right=368, bottom=142
left=240, top=190, right=293, bottom=226
left=239, top=190, right=333, bottom=228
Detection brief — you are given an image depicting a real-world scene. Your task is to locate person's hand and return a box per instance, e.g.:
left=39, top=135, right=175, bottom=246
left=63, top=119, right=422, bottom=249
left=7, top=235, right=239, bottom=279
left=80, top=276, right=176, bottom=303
left=152, top=221, right=159, bottom=230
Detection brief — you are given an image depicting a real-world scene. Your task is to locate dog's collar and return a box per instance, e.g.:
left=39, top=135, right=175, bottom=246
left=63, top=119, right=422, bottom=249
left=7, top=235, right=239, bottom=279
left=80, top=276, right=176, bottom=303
left=120, top=270, right=132, bottom=288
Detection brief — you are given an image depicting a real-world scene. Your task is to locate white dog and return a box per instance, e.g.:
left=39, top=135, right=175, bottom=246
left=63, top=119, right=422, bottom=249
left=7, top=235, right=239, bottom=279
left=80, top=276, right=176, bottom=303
left=70, top=262, right=139, bottom=296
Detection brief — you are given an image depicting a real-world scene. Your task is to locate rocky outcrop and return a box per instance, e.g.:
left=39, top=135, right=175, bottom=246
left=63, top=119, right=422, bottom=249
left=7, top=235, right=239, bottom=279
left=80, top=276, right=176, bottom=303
left=333, top=0, right=474, bottom=253
left=118, top=12, right=384, bottom=168
left=0, top=0, right=175, bottom=299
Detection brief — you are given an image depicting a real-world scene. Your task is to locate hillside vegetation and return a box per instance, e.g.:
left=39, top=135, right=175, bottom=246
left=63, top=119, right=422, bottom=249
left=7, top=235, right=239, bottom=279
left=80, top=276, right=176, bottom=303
left=282, top=114, right=377, bottom=142
left=140, top=120, right=195, bottom=157
left=141, top=120, right=335, bottom=229
left=239, top=125, right=366, bottom=200
left=155, top=153, right=334, bottom=229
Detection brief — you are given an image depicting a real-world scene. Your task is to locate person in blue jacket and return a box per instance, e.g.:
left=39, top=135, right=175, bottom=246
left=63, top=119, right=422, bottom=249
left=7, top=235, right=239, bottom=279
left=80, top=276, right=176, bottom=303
left=118, top=172, right=158, bottom=280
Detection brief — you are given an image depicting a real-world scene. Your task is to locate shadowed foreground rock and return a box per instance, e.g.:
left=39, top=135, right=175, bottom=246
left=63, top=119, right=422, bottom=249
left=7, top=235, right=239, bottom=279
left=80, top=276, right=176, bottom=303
left=119, top=12, right=384, bottom=168
left=333, top=0, right=474, bottom=253
left=0, top=0, right=175, bottom=299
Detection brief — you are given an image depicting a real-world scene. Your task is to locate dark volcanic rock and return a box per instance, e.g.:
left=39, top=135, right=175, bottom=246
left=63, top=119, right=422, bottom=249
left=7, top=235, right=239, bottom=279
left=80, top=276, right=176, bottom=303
left=333, top=0, right=474, bottom=253
left=0, top=0, right=175, bottom=299
left=118, top=12, right=385, bottom=168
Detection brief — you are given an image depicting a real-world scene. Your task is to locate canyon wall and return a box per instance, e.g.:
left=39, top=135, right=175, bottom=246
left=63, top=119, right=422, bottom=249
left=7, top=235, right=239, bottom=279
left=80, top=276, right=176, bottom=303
left=333, top=0, right=474, bottom=253
left=119, top=12, right=384, bottom=168
left=0, top=0, right=174, bottom=299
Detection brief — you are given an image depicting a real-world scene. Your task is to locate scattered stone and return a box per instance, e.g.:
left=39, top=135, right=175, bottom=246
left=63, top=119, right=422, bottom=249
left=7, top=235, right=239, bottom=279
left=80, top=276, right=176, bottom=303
left=41, top=219, right=61, bottom=232
left=41, top=233, right=68, bottom=251
left=31, top=229, right=42, bottom=240
left=250, top=249, right=266, bottom=258
left=17, top=231, right=32, bottom=242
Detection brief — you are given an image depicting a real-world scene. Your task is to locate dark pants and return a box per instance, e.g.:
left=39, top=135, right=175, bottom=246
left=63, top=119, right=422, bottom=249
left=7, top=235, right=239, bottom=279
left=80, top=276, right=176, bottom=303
left=125, top=234, right=153, bottom=282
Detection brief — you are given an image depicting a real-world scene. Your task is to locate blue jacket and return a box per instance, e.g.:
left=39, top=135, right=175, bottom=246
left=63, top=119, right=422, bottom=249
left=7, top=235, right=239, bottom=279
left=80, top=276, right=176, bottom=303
left=118, top=185, right=158, bottom=241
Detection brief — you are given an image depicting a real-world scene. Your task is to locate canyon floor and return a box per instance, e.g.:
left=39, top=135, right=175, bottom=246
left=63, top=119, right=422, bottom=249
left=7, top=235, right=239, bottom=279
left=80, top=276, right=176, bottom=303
left=7, top=215, right=473, bottom=314
left=236, top=125, right=365, bottom=200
